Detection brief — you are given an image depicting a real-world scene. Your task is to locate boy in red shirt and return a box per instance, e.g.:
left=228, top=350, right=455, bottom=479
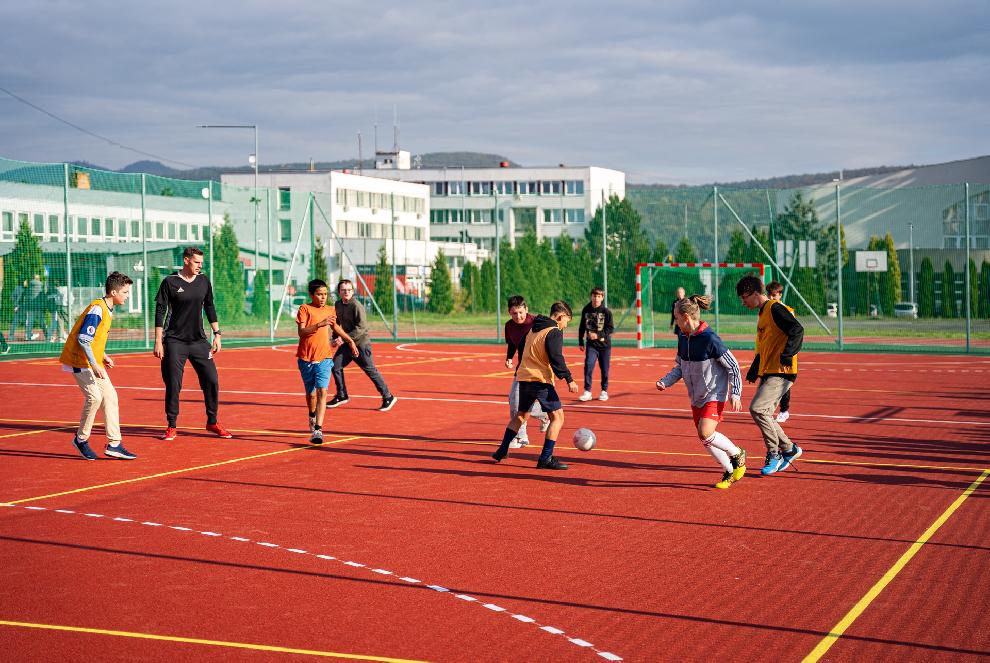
left=296, top=279, right=358, bottom=443
left=504, top=295, right=550, bottom=448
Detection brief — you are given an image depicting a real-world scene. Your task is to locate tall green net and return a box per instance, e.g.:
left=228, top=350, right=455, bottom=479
left=637, top=262, right=769, bottom=349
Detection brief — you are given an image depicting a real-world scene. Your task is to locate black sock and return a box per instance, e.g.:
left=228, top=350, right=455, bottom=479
left=309, top=410, right=316, bottom=418
left=539, top=438, right=556, bottom=464
left=494, top=427, right=517, bottom=459
left=313, top=424, right=321, bottom=431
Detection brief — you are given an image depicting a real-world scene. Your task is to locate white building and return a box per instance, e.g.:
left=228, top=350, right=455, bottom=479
left=364, top=150, right=626, bottom=251
left=221, top=170, right=458, bottom=296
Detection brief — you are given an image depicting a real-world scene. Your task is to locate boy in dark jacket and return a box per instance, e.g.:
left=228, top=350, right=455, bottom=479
left=578, top=286, right=614, bottom=402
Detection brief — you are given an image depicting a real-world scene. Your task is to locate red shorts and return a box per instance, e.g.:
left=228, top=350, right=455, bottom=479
left=691, top=401, right=726, bottom=425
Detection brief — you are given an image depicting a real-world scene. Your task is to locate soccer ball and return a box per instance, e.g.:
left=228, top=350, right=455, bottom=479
left=572, top=427, right=596, bottom=451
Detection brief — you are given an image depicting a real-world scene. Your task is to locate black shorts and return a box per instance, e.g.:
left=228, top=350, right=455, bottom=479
left=517, top=381, right=562, bottom=414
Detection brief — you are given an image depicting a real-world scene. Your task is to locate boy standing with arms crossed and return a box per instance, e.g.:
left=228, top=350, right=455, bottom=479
left=60, top=272, right=137, bottom=460
left=296, top=280, right=359, bottom=444
left=736, top=276, right=804, bottom=475
left=578, top=286, right=614, bottom=402
left=492, top=301, right=579, bottom=470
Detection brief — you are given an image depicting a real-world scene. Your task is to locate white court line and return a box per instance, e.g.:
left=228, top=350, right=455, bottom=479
left=1, top=380, right=988, bottom=428
left=7, top=505, right=623, bottom=659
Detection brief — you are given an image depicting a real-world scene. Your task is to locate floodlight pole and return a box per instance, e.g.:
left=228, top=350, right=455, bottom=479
left=965, top=182, right=971, bottom=352
left=494, top=187, right=501, bottom=339
left=713, top=185, right=720, bottom=333
left=835, top=183, right=843, bottom=349
left=908, top=223, right=915, bottom=305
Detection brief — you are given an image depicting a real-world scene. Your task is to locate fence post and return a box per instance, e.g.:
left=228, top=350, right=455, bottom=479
left=602, top=189, right=608, bottom=307
left=391, top=191, right=398, bottom=341
left=965, top=182, right=971, bottom=352
left=309, top=193, right=315, bottom=281
left=835, top=183, right=843, bottom=350
left=142, top=173, right=150, bottom=348
left=713, top=185, right=719, bottom=333
left=267, top=187, right=274, bottom=342
left=62, top=164, right=73, bottom=317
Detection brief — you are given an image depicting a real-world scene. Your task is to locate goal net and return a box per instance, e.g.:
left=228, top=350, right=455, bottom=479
left=636, top=262, right=769, bottom=348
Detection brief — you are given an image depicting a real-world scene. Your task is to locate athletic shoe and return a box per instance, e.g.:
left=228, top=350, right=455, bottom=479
left=539, top=416, right=551, bottom=433
left=308, top=415, right=317, bottom=433
left=1, top=346, right=11, bottom=355
left=775, top=411, right=790, bottom=423
left=599, top=391, right=609, bottom=401
left=492, top=450, right=506, bottom=463
left=327, top=396, right=349, bottom=408
left=508, top=438, right=525, bottom=449
left=379, top=395, right=397, bottom=412
left=578, top=391, right=593, bottom=402
left=779, top=445, right=803, bottom=471
left=310, top=428, right=324, bottom=445
left=161, top=427, right=177, bottom=441
left=105, top=443, right=137, bottom=460
left=72, top=436, right=97, bottom=461
left=206, top=422, right=233, bottom=438
left=715, top=470, right=736, bottom=489
left=730, top=448, right=747, bottom=482
left=536, top=456, right=568, bottom=470
left=761, top=452, right=784, bottom=475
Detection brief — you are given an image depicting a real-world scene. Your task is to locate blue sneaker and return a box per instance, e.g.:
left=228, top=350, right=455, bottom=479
left=761, top=452, right=784, bottom=475
left=779, top=445, right=802, bottom=471
left=72, top=436, right=97, bottom=461
left=105, top=443, right=137, bottom=460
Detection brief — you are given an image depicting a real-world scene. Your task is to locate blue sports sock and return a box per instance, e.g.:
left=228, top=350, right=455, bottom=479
left=539, top=438, right=556, bottom=464
left=494, top=427, right=516, bottom=459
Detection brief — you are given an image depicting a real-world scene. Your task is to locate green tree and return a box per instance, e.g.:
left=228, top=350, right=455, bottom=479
left=373, top=245, right=394, bottom=315
left=978, top=261, right=990, bottom=319
left=745, top=224, right=773, bottom=265
left=498, top=241, right=526, bottom=308
left=777, top=192, right=825, bottom=316
left=251, top=269, right=270, bottom=321
left=478, top=260, right=496, bottom=312
left=673, top=236, right=698, bottom=263
left=313, top=238, right=328, bottom=284
left=967, top=259, right=979, bottom=318
left=942, top=261, right=957, bottom=318
left=211, top=215, right=246, bottom=322
left=585, top=194, right=652, bottom=307
left=820, top=222, right=848, bottom=307
left=428, top=250, right=454, bottom=314
left=918, top=257, right=935, bottom=317
left=882, top=233, right=902, bottom=314
left=2, top=220, right=44, bottom=328
left=460, top=261, right=480, bottom=313
left=725, top=229, right=749, bottom=262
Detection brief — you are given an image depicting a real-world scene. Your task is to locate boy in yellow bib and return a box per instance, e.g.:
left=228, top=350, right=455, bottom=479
left=59, top=271, right=136, bottom=460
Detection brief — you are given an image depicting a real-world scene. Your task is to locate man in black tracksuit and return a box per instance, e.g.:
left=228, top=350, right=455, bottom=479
left=153, top=247, right=232, bottom=441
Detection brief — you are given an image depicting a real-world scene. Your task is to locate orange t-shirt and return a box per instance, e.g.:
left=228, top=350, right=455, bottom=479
left=296, top=303, right=336, bottom=362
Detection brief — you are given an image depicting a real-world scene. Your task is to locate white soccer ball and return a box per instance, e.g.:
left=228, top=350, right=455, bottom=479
left=572, top=427, right=596, bottom=451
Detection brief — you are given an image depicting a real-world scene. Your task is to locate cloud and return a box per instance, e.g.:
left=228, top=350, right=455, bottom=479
left=1, top=0, right=988, bottom=182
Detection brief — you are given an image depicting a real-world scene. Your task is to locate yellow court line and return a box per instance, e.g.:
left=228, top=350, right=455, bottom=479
left=0, top=426, right=74, bottom=440
left=376, top=352, right=495, bottom=368
left=0, top=620, right=425, bottom=662
left=803, top=467, right=990, bottom=662
left=5, top=436, right=361, bottom=505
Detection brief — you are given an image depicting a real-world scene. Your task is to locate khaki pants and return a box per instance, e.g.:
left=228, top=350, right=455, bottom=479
left=749, top=376, right=794, bottom=455
left=72, top=370, right=121, bottom=443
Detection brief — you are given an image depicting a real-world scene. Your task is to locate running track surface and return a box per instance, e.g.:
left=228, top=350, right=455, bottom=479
left=1, top=344, right=988, bottom=662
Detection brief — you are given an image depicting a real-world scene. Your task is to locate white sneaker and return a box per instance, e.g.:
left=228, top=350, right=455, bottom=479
left=509, top=437, right=527, bottom=449
left=578, top=391, right=593, bottom=402
left=599, top=391, right=609, bottom=401
left=775, top=411, right=790, bottom=423
left=539, top=416, right=551, bottom=433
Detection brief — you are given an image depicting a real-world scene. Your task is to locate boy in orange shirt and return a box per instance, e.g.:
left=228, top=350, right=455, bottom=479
left=296, top=279, right=359, bottom=443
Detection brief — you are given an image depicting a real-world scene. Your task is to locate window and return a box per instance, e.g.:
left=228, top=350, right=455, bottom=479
left=431, top=210, right=446, bottom=224
left=469, top=181, right=491, bottom=196
left=565, top=180, right=584, bottom=195
left=118, top=219, right=127, bottom=238
left=179, top=224, right=188, bottom=240
left=540, top=181, right=562, bottom=195
left=155, top=222, right=164, bottom=239
left=433, top=182, right=446, bottom=196
left=145, top=222, right=152, bottom=239
left=2, top=211, right=12, bottom=234
left=448, top=181, right=464, bottom=196
left=49, top=214, right=59, bottom=235
left=279, top=187, right=291, bottom=211
left=517, top=181, right=538, bottom=195
left=167, top=223, right=176, bottom=240
left=272, top=270, right=285, bottom=286
left=280, top=218, right=292, bottom=242
left=543, top=209, right=563, bottom=224
left=495, top=181, right=514, bottom=195
left=91, top=217, right=101, bottom=236
left=191, top=225, right=200, bottom=241
left=565, top=209, right=585, bottom=224
left=106, top=218, right=114, bottom=238
left=78, top=217, right=88, bottom=236
left=336, top=189, right=346, bottom=205
left=18, top=212, right=28, bottom=229
left=449, top=209, right=463, bottom=224
left=34, top=213, right=44, bottom=234
left=131, top=220, right=140, bottom=238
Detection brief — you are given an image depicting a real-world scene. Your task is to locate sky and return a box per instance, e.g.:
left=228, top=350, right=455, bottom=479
left=1, top=0, right=988, bottom=184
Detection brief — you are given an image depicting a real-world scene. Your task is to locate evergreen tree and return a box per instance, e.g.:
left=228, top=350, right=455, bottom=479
left=881, top=233, right=902, bottom=314
left=725, top=229, right=748, bottom=262
left=498, top=240, right=526, bottom=307
left=313, top=238, right=328, bottom=284
left=460, top=262, right=480, bottom=313
left=373, top=245, right=394, bottom=315
left=745, top=224, right=773, bottom=265
left=967, top=259, right=979, bottom=318
left=211, top=215, right=246, bottom=322
left=979, top=261, right=990, bottom=319
left=585, top=194, right=651, bottom=308
left=2, top=220, right=44, bottom=327
left=478, top=260, right=496, bottom=312
left=820, top=222, right=848, bottom=308
left=918, top=257, right=935, bottom=317
left=674, top=236, right=698, bottom=263
left=942, top=261, right=957, bottom=318
left=428, top=250, right=454, bottom=314
left=251, top=269, right=270, bottom=321
left=570, top=241, right=596, bottom=312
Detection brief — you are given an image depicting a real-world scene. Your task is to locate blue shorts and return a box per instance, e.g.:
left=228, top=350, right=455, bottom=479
left=298, top=358, right=333, bottom=394
left=517, top=381, right=563, bottom=414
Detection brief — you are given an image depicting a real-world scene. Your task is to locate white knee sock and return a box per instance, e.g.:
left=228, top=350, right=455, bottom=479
left=702, top=434, right=733, bottom=472
left=708, top=431, right=740, bottom=456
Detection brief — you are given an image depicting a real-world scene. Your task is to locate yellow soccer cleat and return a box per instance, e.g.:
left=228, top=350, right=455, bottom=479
left=715, top=471, right=736, bottom=489
left=730, top=448, right=747, bottom=482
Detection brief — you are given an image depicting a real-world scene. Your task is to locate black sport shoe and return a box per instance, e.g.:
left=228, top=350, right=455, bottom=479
left=536, top=456, right=568, bottom=470
left=492, top=450, right=506, bottom=463
left=379, top=395, right=397, bottom=412
left=327, top=396, right=349, bottom=408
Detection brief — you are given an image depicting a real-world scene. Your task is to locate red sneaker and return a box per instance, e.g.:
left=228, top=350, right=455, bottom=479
left=206, top=422, right=233, bottom=438
left=161, top=427, right=177, bottom=441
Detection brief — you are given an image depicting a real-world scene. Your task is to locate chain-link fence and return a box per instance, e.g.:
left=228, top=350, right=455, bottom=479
left=2, top=156, right=988, bottom=356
